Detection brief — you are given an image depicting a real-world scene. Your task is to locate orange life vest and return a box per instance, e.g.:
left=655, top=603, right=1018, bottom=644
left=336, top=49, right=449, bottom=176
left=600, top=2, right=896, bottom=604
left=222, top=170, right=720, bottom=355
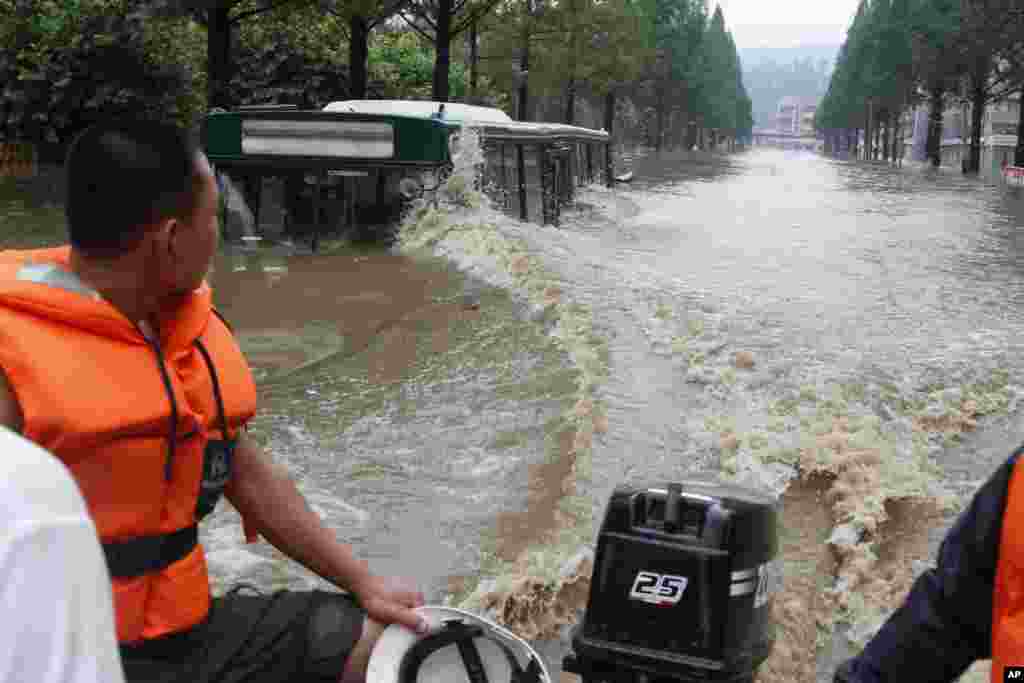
left=0, top=246, right=257, bottom=644
left=992, top=460, right=1024, bottom=681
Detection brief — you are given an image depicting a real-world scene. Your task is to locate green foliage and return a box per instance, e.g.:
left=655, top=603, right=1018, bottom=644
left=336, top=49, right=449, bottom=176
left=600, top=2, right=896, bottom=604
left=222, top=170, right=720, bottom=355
left=0, top=0, right=763, bottom=152
left=228, top=3, right=350, bottom=108
left=238, top=1, right=347, bottom=65
left=474, top=0, right=744, bottom=140
left=694, top=6, right=750, bottom=137
left=814, top=0, right=1022, bottom=143
left=642, top=0, right=708, bottom=140
left=547, top=0, right=650, bottom=96
left=0, top=1, right=198, bottom=144
left=370, top=32, right=468, bottom=99
left=399, top=0, right=502, bottom=100
left=139, top=15, right=209, bottom=128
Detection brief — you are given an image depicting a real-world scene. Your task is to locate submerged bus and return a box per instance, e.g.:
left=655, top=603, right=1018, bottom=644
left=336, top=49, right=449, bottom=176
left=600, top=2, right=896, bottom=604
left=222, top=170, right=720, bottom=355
left=203, top=101, right=612, bottom=248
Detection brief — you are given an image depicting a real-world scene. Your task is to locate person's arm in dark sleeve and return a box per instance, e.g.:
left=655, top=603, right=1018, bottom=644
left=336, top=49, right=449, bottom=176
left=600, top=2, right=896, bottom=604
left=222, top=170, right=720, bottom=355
left=835, top=451, right=1020, bottom=683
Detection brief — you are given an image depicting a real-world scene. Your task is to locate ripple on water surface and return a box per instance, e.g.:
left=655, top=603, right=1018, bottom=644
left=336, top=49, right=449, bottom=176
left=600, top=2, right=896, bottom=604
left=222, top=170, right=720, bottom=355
left=5, top=148, right=1024, bottom=683
left=204, top=246, right=584, bottom=602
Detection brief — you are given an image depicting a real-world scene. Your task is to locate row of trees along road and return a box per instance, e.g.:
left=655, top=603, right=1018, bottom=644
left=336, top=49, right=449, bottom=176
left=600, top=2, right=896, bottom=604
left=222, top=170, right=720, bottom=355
left=1, top=0, right=752, bottom=155
left=815, top=0, right=1024, bottom=170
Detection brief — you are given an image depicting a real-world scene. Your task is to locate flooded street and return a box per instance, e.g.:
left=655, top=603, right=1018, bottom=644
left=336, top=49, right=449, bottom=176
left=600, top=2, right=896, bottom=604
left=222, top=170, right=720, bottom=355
left=4, top=146, right=1024, bottom=682
left=523, top=149, right=1024, bottom=682
left=203, top=245, right=583, bottom=604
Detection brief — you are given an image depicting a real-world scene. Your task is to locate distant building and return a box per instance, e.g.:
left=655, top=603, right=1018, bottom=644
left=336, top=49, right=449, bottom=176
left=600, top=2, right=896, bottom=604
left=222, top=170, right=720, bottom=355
left=776, top=96, right=820, bottom=136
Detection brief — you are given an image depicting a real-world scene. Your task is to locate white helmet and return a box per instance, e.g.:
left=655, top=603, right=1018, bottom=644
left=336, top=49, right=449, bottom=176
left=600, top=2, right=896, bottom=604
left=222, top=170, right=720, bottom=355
left=367, top=606, right=552, bottom=683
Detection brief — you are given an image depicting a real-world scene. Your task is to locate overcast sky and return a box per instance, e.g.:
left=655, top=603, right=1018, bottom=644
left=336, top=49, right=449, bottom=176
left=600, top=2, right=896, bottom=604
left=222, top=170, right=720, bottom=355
left=714, top=0, right=860, bottom=49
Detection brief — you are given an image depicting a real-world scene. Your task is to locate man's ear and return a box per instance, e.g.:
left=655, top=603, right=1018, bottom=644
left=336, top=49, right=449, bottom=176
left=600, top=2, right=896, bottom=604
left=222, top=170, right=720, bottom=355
left=153, top=216, right=180, bottom=260
left=143, top=217, right=177, bottom=282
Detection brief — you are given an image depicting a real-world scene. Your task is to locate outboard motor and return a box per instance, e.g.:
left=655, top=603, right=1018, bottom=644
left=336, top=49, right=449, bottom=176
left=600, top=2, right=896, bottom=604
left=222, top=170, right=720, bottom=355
left=563, top=481, right=780, bottom=683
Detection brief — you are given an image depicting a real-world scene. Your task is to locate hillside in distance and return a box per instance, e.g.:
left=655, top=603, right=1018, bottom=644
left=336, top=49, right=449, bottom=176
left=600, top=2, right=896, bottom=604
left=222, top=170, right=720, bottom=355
left=739, top=45, right=839, bottom=130
left=738, top=44, right=840, bottom=70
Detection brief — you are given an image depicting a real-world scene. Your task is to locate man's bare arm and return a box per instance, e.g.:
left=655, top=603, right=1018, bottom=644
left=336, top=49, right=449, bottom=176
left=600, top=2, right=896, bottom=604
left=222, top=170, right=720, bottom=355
left=223, top=432, right=425, bottom=632
left=223, top=432, right=373, bottom=591
left=0, top=366, right=23, bottom=432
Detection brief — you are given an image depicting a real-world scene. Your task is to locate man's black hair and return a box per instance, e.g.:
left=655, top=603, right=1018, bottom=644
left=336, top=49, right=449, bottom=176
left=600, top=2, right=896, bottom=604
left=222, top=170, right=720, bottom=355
left=64, top=118, right=205, bottom=256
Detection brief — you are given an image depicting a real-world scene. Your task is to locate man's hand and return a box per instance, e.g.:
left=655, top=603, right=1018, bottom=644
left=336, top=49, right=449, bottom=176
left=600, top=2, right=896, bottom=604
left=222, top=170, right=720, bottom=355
left=352, top=574, right=428, bottom=635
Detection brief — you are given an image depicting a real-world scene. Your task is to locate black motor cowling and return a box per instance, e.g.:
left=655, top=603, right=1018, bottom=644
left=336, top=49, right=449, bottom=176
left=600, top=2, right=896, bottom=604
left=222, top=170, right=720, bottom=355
left=563, top=480, right=780, bottom=683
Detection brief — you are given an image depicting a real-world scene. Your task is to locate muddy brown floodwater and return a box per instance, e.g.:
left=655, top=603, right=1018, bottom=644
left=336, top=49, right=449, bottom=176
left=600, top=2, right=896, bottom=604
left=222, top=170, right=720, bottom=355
left=4, top=145, right=1024, bottom=683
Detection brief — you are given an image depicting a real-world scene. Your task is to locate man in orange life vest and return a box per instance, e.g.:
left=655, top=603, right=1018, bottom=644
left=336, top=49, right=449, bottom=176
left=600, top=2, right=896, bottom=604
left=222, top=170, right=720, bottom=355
left=0, top=118, right=428, bottom=683
left=834, top=448, right=1024, bottom=683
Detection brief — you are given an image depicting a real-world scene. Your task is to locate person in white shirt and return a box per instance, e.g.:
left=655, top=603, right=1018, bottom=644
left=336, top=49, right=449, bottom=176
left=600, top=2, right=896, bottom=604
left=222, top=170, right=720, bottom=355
left=0, top=426, right=125, bottom=683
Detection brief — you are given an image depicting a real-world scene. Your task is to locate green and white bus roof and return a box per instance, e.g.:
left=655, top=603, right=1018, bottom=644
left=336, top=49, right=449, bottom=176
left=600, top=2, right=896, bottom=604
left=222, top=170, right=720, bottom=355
left=204, top=100, right=609, bottom=172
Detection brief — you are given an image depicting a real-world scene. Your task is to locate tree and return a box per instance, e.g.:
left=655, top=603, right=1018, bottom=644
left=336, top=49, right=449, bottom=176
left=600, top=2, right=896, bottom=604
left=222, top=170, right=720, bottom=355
left=229, top=4, right=350, bottom=107
left=911, top=0, right=961, bottom=166
left=642, top=0, right=706, bottom=149
left=321, top=0, right=411, bottom=99
left=816, top=38, right=862, bottom=154
left=697, top=6, right=743, bottom=145
left=142, top=0, right=322, bottom=109
left=369, top=30, right=469, bottom=99
left=0, top=1, right=197, bottom=146
left=953, top=0, right=1024, bottom=172
left=735, top=66, right=754, bottom=143
left=817, top=0, right=962, bottom=166
left=546, top=0, right=650, bottom=124
left=399, top=0, right=503, bottom=101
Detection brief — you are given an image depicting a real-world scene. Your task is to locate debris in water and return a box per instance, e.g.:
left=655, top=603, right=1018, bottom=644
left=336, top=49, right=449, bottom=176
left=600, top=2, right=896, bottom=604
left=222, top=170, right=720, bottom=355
left=511, top=254, right=531, bottom=275
left=719, top=432, right=741, bottom=451
left=913, top=399, right=978, bottom=433
left=543, top=286, right=563, bottom=307
left=734, top=350, right=756, bottom=369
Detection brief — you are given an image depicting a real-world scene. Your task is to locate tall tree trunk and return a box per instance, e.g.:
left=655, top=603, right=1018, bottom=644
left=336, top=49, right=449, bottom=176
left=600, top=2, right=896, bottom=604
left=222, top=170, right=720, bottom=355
left=891, top=111, right=901, bottom=165
left=926, top=87, right=944, bottom=168
left=968, top=69, right=986, bottom=174
left=864, top=101, right=872, bottom=160
left=604, top=88, right=614, bottom=188
left=882, top=114, right=891, bottom=162
left=0, top=83, right=8, bottom=141
left=564, top=78, right=576, bottom=125
left=874, top=119, right=882, bottom=161
left=1016, top=89, right=1024, bottom=166
left=206, top=6, right=232, bottom=109
left=655, top=92, right=665, bottom=151
left=467, top=20, right=478, bottom=102
left=431, top=0, right=453, bottom=102
left=349, top=15, right=369, bottom=99
left=564, top=0, right=577, bottom=125
left=517, top=32, right=529, bottom=120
